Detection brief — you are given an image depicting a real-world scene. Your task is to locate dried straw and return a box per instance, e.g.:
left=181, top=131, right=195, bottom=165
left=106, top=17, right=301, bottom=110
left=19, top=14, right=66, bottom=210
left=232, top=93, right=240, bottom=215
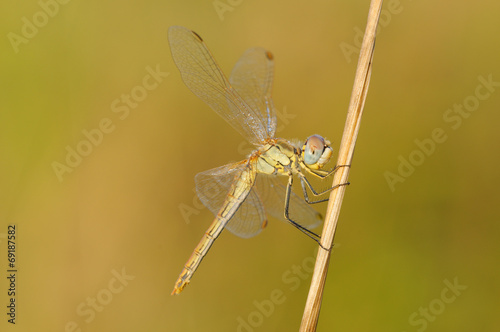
left=299, top=1, right=383, bottom=330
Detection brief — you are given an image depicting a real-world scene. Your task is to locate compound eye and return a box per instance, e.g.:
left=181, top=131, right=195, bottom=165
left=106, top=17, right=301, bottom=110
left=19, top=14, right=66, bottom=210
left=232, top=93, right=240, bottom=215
left=303, top=135, right=326, bottom=165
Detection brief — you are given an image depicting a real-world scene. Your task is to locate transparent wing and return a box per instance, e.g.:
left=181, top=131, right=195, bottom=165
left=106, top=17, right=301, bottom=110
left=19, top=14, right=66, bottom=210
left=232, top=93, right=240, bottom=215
left=168, top=26, right=269, bottom=144
left=229, top=48, right=277, bottom=138
left=254, top=174, right=323, bottom=231
left=226, top=184, right=267, bottom=238
left=195, top=162, right=267, bottom=239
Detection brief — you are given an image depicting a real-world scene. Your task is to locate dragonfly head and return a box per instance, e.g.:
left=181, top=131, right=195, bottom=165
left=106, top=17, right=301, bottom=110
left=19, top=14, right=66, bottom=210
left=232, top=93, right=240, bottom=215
left=301, top=135, right=333, bottom=170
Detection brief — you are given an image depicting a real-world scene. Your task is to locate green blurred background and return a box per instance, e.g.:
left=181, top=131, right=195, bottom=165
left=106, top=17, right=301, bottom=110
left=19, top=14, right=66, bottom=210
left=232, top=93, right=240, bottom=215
left=1, top=0, right=499, bottom=331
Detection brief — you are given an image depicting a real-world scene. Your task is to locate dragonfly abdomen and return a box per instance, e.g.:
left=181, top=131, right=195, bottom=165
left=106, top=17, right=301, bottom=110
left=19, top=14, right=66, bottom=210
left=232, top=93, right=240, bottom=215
left=172, top=165, right=256, bottom=294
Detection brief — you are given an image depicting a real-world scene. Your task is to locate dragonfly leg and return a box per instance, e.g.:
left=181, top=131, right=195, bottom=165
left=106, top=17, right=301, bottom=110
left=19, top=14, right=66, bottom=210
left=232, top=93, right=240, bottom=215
left=299, top=173, right=350, bottom=204
left=305, top=164, right=351, bottom=180
left=283, top=173, right=330, bottom=250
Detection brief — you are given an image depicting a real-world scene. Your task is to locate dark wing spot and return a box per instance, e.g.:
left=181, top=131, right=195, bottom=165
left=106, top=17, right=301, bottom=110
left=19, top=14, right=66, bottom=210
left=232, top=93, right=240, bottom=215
left=191, top=30, right=203, bottom=42
left=261, top=219, right=268, bottom=229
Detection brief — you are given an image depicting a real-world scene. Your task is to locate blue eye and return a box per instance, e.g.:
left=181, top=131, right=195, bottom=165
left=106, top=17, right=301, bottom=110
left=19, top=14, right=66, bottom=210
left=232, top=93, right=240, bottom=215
left=303, top=135, right=326, bottom=165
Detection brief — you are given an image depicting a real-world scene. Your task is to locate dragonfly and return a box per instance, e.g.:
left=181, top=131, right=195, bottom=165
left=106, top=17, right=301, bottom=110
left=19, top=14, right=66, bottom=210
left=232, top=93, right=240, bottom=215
left=168, top=26, right=347, bottom=295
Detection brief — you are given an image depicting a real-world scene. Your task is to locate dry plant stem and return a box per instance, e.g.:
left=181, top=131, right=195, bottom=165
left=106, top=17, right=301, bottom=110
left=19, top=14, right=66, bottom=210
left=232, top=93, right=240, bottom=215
left=299, top=1, right=383, bottom=331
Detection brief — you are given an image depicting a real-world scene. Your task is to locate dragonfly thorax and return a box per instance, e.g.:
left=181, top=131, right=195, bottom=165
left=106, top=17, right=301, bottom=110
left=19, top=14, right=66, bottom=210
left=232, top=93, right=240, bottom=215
left=255, top=135, right=333, bottom=175
left=255, top=139, right=297, bottom=175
